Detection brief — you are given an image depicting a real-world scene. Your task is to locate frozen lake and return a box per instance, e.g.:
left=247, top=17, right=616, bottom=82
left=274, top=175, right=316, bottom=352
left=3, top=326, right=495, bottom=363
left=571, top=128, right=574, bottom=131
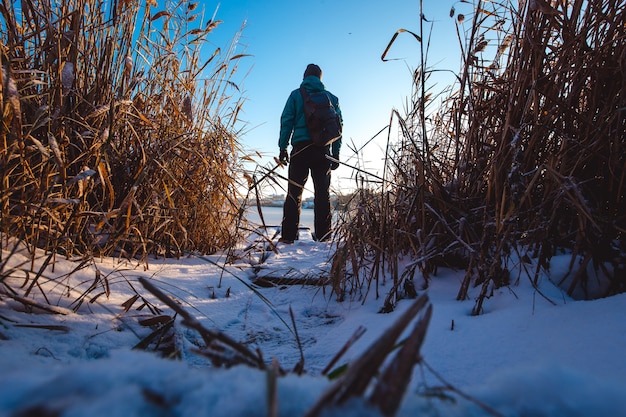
left=245, top=205, right=314, bottom=229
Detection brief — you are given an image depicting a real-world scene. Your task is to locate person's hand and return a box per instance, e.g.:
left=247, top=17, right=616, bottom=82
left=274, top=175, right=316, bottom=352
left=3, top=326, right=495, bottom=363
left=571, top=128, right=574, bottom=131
left=279, top=149, right=289, bottom=165
left=330, top=154, right=339, bottom=170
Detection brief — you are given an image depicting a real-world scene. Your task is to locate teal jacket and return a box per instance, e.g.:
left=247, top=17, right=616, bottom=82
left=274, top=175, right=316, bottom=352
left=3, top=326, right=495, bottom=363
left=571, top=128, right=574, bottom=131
left=278, top=76, right=342, bottom=157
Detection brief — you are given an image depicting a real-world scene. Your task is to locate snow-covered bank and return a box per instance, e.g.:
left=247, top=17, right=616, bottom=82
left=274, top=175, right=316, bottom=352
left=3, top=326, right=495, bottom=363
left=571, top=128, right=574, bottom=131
left=1, top=231, right=625, bottom=416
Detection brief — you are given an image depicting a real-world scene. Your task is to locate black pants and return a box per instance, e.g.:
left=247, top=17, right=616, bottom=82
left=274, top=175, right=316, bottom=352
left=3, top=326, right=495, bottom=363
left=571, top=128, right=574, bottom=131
left=281, top=142, right=332, bottom=241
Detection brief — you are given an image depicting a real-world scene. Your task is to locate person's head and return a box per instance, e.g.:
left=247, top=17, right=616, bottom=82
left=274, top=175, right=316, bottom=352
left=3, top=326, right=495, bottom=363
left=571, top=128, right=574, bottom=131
left=303, top=64, right=322, bottom=80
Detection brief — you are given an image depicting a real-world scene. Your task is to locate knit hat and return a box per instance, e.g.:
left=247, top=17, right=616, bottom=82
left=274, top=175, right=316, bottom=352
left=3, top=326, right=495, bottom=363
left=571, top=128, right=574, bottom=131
left=303, top=64, right=322, bottom=79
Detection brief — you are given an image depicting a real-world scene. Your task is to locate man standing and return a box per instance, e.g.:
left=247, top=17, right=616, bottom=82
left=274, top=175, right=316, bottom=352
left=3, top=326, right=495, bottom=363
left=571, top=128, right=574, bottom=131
left=278, top=64, right=342, bottom=243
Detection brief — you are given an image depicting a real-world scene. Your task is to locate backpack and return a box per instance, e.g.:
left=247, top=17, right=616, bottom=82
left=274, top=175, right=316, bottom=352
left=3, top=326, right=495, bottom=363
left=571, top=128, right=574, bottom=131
left=299, top=86, right=342, bottom=147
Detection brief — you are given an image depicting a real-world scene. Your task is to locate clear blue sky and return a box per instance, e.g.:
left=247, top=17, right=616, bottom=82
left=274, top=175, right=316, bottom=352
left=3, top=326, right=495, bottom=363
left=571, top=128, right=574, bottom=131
left=205, top=0, right=468, bottom=197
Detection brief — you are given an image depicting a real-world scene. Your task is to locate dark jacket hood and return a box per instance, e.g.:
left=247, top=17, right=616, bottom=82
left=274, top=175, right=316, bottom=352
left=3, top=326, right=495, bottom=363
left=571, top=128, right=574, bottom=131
left=301, top=76, right=325, bottom=93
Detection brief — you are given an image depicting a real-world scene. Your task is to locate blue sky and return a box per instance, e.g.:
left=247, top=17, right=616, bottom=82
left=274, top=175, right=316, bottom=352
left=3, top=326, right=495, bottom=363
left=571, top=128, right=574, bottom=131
left=206, top=0, right=467, bottom=196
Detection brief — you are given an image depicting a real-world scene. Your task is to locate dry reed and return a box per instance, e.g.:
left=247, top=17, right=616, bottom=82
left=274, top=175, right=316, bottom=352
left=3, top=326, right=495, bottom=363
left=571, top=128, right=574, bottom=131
left=1, top=1, right=248, bottom=301
left=332, top=0, right=625, bottom=312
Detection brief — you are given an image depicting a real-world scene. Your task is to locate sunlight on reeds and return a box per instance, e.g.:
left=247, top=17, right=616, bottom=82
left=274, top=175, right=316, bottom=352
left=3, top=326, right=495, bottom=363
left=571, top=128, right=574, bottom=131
left=4, top=1, right=623, bottom=414
left=1, top=0, right=247, bottom=266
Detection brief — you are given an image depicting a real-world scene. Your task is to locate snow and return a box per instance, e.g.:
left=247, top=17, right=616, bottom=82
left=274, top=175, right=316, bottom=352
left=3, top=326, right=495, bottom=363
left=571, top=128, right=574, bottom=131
left=1, top=228, right=626, bottom=417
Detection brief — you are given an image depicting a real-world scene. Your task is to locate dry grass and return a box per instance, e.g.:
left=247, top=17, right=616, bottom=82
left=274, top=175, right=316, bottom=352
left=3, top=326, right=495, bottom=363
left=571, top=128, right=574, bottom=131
left=1, top=0, right=246, bottom=268
left=1, top=0, right=624, bottom=413
left=332, top=0, right=626, bottom=312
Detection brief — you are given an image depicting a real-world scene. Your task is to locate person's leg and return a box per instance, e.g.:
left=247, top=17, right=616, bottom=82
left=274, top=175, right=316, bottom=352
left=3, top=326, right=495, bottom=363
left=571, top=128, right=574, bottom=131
left=280, top=147, right=309, bottom=242
left=310, top=148, right=332, bottom=241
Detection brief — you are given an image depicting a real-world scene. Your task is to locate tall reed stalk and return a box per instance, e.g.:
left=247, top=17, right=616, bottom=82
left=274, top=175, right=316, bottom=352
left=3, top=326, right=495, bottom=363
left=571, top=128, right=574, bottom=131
left=332, top=0, right=625, bottom=312
left=1, top=0, right=247, bottom=266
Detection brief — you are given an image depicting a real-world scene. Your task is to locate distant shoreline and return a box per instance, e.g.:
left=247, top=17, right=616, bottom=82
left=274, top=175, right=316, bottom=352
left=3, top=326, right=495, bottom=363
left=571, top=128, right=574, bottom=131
left=252, top=203, right=314, bottom=210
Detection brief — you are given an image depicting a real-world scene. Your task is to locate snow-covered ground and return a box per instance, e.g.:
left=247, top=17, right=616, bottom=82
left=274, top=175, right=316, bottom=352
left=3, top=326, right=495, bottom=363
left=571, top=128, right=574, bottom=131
left=1, top=227, right=625, bottom=417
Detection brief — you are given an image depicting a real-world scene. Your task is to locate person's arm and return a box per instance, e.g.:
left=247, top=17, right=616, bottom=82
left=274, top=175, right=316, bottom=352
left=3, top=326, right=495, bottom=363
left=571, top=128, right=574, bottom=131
left=278, top=91, right=297, bottom=151
left=331, top=94, right=343, bottom=158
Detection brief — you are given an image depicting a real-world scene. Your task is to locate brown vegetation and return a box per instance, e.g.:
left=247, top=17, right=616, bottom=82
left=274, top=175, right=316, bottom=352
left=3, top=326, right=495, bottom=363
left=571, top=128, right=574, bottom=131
left=332, top=0, right=625, bottom=312
left=1, top=0, right=246, bottom=267
left=4, top=1, right=621, bottom=415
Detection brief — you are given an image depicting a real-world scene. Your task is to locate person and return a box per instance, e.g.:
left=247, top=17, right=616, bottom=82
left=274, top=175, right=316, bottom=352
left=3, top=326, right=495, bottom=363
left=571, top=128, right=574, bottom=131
left=278, top=63, right=342, bottom=243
